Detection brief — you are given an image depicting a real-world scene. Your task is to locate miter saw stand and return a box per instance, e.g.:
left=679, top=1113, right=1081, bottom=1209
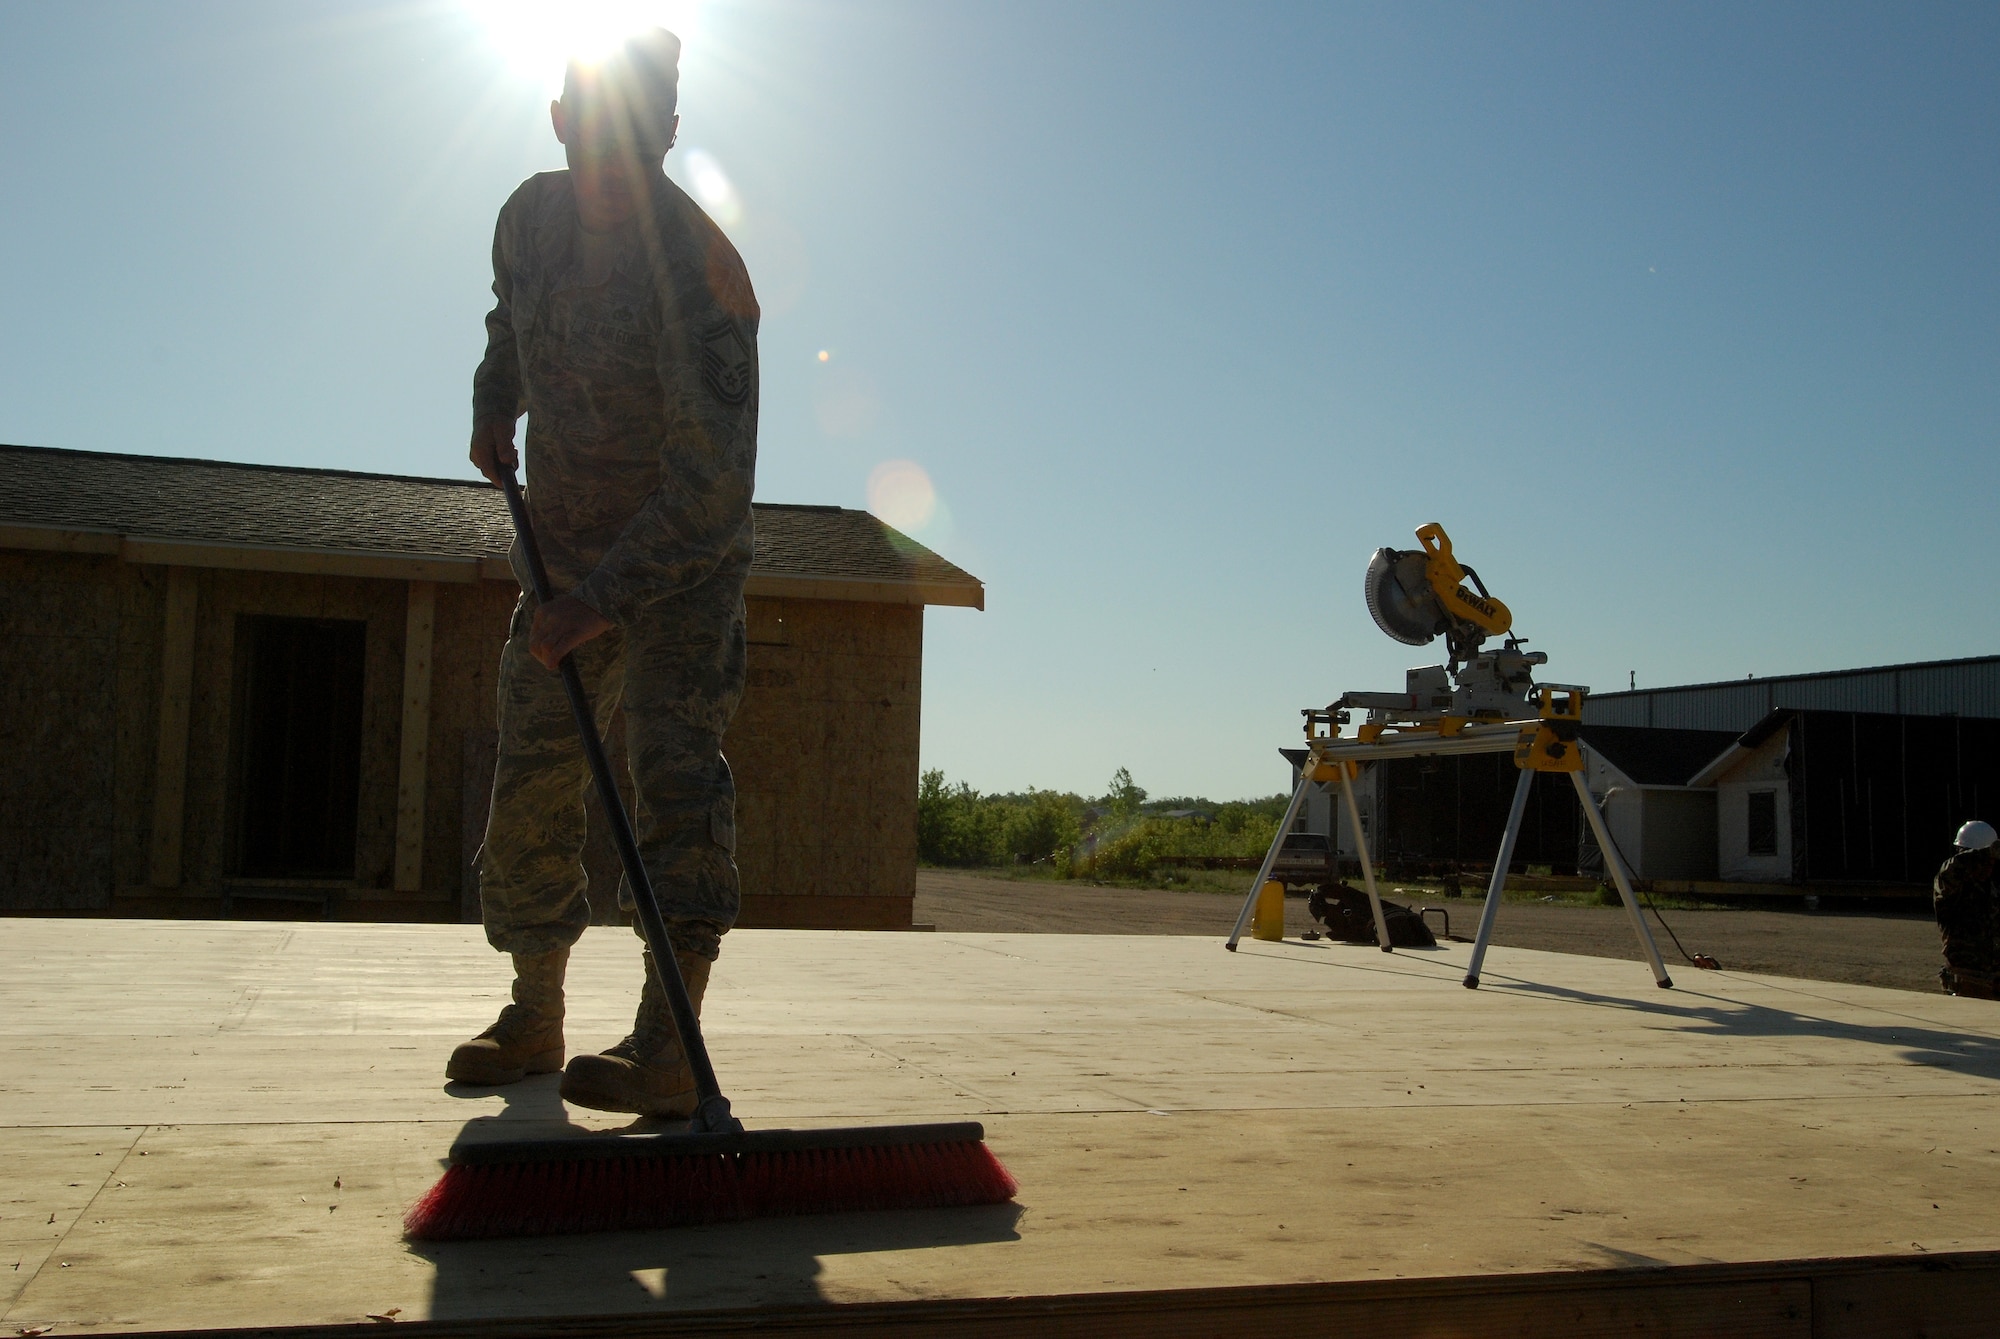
left=1221, top=522, right=1672, bottom=989
left=1225, top=688, right=1672, bottom=989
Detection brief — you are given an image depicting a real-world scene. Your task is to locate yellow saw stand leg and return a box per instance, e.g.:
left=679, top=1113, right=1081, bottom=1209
left=1462, top=708, right=1674, bottom=990
left=1337, top=763, right=1392, bottom=952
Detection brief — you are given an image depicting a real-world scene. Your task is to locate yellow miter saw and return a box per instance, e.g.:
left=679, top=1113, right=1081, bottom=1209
left=1344, top=522, right=1551, bottom=737
left=1226, top=523, right=1674, bottom=992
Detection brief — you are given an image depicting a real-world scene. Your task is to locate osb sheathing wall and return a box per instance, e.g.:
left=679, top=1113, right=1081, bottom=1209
left=2, top=548, right=925, bottom=929
left=181, top=569, right=400, bottom=904
left=554, top=595, right=924, bottom=931
left=160, top=568, right=516, bottom=916
left=729, top=596, right=922, bottom=928
left=425, top=578, right=521, bottom=903
left=0, top=550, right=121, bottom=910
left=0, top=548, right=507, bottom=916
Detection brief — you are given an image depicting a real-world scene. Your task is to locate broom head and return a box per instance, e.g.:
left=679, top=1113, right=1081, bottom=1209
left=405, top=1121, right=1015, bottom=1241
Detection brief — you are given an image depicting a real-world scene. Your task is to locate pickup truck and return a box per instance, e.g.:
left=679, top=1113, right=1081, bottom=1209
left=1269, top=831, right=1336, bottom=886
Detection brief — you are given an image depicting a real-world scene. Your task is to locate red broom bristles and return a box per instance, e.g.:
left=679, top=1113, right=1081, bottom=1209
left=404, top=1138, right=1017, bottom=1241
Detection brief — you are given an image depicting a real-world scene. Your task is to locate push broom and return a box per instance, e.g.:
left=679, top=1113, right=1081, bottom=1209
left=404, top=464, right=1015, bottom=1241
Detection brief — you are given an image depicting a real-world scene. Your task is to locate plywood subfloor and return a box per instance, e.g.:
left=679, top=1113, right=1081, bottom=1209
left=4, top=920, right=2000, bottom=1334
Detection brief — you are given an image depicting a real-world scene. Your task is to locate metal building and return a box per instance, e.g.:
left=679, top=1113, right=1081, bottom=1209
left=1583, top=655, right=2000, bottom=731
left=1691, top=709, right=2000, bottom=885
left=1576, top=726, right=1740, bottom=880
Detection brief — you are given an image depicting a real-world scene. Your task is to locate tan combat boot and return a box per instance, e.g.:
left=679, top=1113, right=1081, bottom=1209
left=559, top=947, right=710, bottom=1117
left=445, top=948, right=567, bottom=1084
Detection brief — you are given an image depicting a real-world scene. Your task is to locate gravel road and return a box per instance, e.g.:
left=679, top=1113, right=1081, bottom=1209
left=914, top=869, right=1948, bottom=995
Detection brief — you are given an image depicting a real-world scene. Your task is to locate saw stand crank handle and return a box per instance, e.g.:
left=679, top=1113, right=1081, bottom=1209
left=497, top=465, right=742, bottom=1137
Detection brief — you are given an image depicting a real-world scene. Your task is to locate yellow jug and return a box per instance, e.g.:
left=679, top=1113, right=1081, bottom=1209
left=1251, top=880, right=1286, bottom=941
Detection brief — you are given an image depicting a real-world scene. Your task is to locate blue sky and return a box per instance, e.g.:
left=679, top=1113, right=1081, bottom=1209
left=2, top=1, right=1995, bottom=800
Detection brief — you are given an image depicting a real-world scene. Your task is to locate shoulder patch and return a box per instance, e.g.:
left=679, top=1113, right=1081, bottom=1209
left=698, top=314, right=755, bottom=406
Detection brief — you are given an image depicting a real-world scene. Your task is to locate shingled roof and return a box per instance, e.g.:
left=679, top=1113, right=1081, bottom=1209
left=0, top=443, right=982, bottom=608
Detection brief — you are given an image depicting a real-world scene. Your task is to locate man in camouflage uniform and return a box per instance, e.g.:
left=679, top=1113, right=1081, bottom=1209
left=446, top=29, right=759, bottom=1116
left=1934, top=820, right=1999, bottom=999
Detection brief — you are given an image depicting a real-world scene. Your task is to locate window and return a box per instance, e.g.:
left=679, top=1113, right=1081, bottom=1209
left=1746, top=789, right=1778, bottom=858
left=233, top=616, right=367, bottom=878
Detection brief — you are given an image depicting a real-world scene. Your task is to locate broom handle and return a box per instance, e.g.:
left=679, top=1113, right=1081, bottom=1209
left=498, top=465, right=741, bottom=1136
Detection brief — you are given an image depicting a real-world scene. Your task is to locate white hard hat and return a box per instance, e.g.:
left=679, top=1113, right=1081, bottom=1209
left=1957, top=820, right=1998, bottom=851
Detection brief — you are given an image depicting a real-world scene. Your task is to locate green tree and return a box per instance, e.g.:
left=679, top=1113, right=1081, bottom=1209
left=1104, top=766, right=1147, bottom=817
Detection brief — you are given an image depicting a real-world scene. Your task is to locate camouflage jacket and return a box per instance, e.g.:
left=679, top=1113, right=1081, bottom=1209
left=1933, top=849, right=1999, bottom=975
left=473, top=170, right=758, bottom=624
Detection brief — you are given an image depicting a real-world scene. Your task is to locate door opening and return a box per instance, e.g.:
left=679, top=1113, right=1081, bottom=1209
left=233, top=616, right=366, bottom=878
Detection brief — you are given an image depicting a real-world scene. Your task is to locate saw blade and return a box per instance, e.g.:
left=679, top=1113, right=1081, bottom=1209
left=1364, top=546, right=1446, bottom=646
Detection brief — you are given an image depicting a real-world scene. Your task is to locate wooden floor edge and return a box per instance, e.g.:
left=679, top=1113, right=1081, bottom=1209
left=80, top=1247, right=2000, bottom=1339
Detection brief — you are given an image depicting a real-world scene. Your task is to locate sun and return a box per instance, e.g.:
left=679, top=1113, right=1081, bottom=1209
left=465, top=0, right=703, bottom=89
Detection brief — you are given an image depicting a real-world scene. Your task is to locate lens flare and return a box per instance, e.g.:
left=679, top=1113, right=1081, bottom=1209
left=681, top=148, right=742, bottom=226
left=867, top=460, right=938, bottom=533
left=466, top=0, right=703, bottom=89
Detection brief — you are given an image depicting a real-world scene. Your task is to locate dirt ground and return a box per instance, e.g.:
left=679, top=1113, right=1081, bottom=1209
left=914, top=869, right=1949, bottom=995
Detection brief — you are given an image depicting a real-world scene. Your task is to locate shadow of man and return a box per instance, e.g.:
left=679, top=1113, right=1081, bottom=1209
left=416, top=1200, right=1024, bottom=1321
left=408, top=1071, right=589, bottom=1322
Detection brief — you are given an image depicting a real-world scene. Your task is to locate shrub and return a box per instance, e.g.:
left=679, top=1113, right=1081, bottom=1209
left=1004, top=790, right=1081, bottom=865
left=1066, top=810, right=1282, bottom=880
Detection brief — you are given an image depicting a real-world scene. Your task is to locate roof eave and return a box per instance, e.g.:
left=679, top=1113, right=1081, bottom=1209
left=1670, top=711, right=1797, bottom=788
left=1, top=524, right=485, bottom=583
left=745, top=571, right=984, bottom=610
left=1, top=522, right=987, bottom=609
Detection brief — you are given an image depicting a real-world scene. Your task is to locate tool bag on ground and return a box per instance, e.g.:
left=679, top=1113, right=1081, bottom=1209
left=1307, top=885, right=1437, bottom=948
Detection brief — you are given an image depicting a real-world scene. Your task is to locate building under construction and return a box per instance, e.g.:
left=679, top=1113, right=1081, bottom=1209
left=0, top=443, right=983, bottom=928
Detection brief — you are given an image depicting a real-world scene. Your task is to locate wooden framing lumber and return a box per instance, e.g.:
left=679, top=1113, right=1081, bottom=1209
left=744, top=571, right=984, bottom=609
left=146, top=566, right=199, bottom=888
left=392, top=580, right=436, bottom=893
left=46, top=1263, right=1912, bottom=1339
left=737, top=893, right=917, bottom=929
left=122, top=536, right=479, bottom=584
left=485, top=557, right=985, bottom=610
left=0, top=524, right=982, bottom=609
left=0, top=522, right=121, bottom=554
left=481, top=559, right=982, bottom=609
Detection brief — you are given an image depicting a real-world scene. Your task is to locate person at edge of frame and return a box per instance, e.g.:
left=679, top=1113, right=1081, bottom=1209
left=1934, top=820, right=2000, bottom=999
left=447, top=26, right=760, bottom=1115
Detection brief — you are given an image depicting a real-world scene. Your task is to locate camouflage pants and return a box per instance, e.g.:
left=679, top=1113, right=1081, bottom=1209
left=478, top=564, right=747, bottom=961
